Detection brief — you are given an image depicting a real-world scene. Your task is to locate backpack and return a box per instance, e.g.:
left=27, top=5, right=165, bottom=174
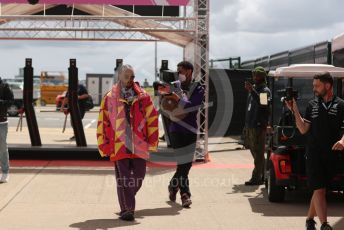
left=82, top=95, right=94, bottom=111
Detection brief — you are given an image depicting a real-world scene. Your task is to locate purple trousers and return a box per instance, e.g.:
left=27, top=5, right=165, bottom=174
left=114, top=158, right=146, bottom=213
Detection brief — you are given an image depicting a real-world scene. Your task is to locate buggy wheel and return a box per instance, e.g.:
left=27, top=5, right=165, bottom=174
left=267, top=163, right=285, bottom=202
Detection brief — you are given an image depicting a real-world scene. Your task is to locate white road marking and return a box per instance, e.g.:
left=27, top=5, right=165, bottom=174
left=44, top=118, right=60, bottom=121
left=84, top=119, right=97, bottom=129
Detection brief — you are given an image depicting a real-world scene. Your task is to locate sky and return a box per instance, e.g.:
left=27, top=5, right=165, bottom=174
left=1, top=0, right=344, bottom=83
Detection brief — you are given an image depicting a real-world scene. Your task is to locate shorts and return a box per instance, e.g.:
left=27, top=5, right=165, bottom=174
left=306, top=152, right=337, bottom=191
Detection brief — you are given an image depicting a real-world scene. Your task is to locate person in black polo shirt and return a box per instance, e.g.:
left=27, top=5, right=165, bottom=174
left=286, top=72, right=344, bottom=230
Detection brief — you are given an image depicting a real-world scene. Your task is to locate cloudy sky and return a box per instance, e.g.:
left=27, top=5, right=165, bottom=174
left=1, top=0, right=344, bottom=83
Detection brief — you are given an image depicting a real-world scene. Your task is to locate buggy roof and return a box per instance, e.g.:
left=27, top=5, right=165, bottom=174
left=268, top=64, right=344, bottom=78
left=332, top=33, right=344, bottom=52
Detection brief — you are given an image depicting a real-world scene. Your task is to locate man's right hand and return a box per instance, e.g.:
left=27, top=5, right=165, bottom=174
left=285, top=98, right=310, bottom=135
left=18, top=108, right=25, bottom=114
left=245, top=82, right=253, bottom=92
left=61, top=108, right=69, bottom=115
left=285, top=98, right=298, bottom=113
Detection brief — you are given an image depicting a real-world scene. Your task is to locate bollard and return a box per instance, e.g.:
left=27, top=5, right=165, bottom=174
left=23, top=58, right=41, bottom=146
left=68, top=59, right=87, bottom=147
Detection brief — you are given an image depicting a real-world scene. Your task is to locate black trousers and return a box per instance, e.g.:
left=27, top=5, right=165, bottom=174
left=168, top=132, right=197, bottom=197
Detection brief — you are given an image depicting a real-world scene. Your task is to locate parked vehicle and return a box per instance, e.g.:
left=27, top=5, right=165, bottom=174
left=40, top=71, right=67, bottom=106
left=3, top=80, right=40, bottom=116
left=265, top=64, right=344, bottom=202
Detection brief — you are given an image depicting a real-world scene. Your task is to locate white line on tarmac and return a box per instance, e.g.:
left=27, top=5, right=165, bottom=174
left=84, top=119, right=97, bottom=129
left=44, top=118, right=60, bottom=121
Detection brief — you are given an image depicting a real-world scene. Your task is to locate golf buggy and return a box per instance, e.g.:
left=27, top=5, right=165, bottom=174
left=265, top=64, right=344, bottom=202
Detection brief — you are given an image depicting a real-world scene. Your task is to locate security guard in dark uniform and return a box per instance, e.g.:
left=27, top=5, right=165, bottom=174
left=286, top=72, right=344, bottom=230
left=244, top=66, right=271, bottom=186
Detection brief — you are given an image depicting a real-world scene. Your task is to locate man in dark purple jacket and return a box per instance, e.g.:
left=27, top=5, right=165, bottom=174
left=162, top=61, right=204, bottom=208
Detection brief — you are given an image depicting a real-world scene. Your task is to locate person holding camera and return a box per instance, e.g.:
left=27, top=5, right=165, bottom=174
left=97, top=65, right=159, bottom=221
left=285, top=72, right=344, bottom=230
left=161, top=61, right=204, bottom=208
left=0, top=77, right=14, bottom=183
left=60, top=84, right=90, bottom=140
left=244, top=66, right=271, bottom=186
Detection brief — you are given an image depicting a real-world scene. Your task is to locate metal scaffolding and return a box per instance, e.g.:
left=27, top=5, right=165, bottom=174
left=0, top=0, right=210, bottom=161
left=0, top=15, right=196, bottom=42
left=196, top=0, right=209, bottom=161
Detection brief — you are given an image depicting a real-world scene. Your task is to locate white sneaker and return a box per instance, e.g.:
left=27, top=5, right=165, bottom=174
left=0, top=173, right=9, bottom=183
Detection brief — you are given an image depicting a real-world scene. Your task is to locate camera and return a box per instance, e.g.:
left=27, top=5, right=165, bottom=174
left=153, top=80, right=183, bottom=97
left=160, top=70, right=178, bottom=83
left=278, top=87, right=298, bottom=102
left=154, top=70, right=184, bottom=97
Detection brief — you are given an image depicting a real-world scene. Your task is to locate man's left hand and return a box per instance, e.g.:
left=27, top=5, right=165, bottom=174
left=332, top=140, right=344, bottom=151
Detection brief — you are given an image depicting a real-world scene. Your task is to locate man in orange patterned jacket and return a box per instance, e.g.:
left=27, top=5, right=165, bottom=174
left=97, top=64, right=158, bottom=221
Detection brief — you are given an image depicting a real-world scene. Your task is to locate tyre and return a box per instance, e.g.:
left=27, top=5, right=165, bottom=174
left=264, top=157, right=269, bottom=188
left=264, top=147, right=272, bottom=188
left=7, top=104, right=19, bottom=117
left=267, top=162, right=285, bottom=202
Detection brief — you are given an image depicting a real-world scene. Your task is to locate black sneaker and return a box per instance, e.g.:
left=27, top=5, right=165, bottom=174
left=320, top=222, right=333, bottom=230
left=168, top=186, right=178, bottom=202
left=116, top=210, right=125, bottom=216
left=69, top=136, right=75, bottom=141
left=181, top=193, right=192, bottom=208
left=306, top=218, right=317, bottom=230
left=119, top=211, right=135, bottom=221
